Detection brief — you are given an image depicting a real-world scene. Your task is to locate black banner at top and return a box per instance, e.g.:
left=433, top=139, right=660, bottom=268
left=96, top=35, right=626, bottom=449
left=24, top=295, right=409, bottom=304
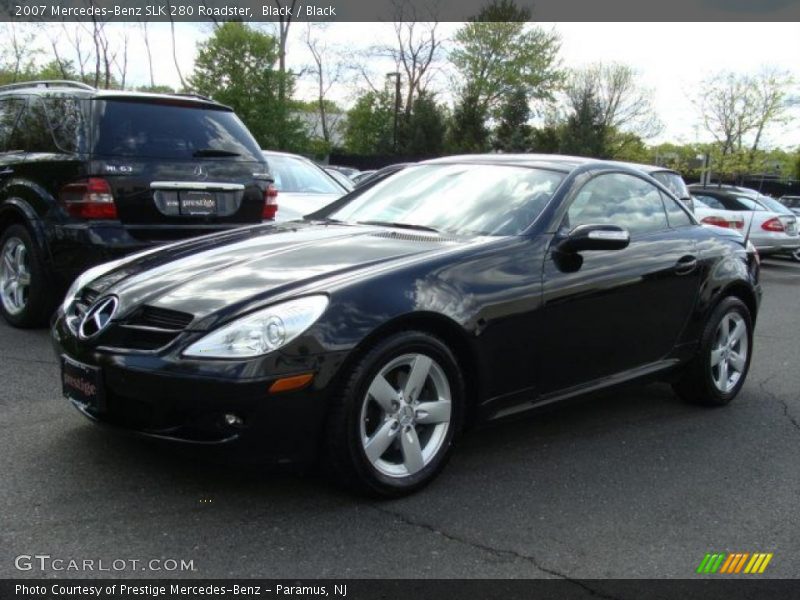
left=2, top=0, right=800, bottom=22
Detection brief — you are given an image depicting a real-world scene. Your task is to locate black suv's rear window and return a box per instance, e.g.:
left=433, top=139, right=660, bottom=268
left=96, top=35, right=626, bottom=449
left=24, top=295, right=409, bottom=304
left=91, top=99, right=263, bottom=161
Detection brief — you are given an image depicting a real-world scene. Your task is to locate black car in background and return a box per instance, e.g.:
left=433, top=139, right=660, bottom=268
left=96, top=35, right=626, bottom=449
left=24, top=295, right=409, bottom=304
left=53, top=155, right=761, bottom=496
left=0, top=80, right=274, bottom=328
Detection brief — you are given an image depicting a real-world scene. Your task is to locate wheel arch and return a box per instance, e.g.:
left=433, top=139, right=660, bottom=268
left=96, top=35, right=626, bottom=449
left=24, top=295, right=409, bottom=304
left=0, top=198, right=48, bottom=255
left=337, top=311, right=483, bottom=426
left=714, top=280, right=759, bottom=325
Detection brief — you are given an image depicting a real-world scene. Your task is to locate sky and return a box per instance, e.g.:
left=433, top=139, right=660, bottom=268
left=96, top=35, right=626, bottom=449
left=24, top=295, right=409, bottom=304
left=31, top=21, right=800, bottom=149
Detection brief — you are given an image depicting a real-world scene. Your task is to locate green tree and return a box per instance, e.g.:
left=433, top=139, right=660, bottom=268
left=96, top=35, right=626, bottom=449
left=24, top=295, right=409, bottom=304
left=446, top=88, right=490, bottom=153
left=794, top=151, right=800, bottom=180
left=559, top=90, right=608, bottom=158
left=343, top=90, right=395, bottom=155
left=400, top=92, right=447, bottom=156
left=188, top=22, right=305, bottom=151
left=449, top=0, right=562, bottom=119
left=530, top=124, right=562, bottom=153
left=493, top=87, right=533, bottom=152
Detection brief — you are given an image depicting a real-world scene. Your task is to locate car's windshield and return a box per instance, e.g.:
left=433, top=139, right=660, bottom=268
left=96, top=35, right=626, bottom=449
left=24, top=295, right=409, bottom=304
left=736, top=196, right=769, bottom=211
left=91, top=99, right=263, bottom=160
left=264, top=154, right=344, bottom=194
left=327, top=164, right=565, bottom=236
left=758, top=196, right=794, bottom=215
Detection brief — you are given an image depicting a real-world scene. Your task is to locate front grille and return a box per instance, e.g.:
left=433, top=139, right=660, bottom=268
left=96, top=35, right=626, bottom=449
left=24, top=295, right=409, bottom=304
left=128, top=306, right=194, bottom=330
left=98, top=305, right=194, bottom=352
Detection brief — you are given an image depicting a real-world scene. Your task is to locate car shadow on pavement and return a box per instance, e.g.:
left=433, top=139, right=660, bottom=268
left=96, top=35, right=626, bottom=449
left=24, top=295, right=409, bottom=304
left=42, top=381, right=697, bottom=502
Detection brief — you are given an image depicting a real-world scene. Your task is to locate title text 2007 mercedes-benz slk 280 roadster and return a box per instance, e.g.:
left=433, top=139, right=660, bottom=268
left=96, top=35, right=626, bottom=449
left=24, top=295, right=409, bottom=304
left=52, top=155, right=761, bottom=496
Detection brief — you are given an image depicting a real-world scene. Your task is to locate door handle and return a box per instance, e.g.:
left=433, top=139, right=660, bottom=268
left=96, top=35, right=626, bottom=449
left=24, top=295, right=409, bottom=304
left=675, top=255, right=698, bottom=275
left=0, top=168, right=14, bottom=177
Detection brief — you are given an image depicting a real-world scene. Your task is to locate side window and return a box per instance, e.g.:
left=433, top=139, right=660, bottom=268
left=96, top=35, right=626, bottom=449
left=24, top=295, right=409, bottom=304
left=0, top=96, right=26, bottom=152
left=43, top=96, right=87, bottom=153
left=13, top=97, right=59, bottom=153
left=661, top=191, right=693, bottom=228
left=566, top=172, right=669, bottom=235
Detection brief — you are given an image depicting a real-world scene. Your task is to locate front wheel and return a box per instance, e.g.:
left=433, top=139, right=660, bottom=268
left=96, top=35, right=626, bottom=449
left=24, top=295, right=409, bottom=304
left=0, top=224, right=52, bottom=328
left=673, top=297, right=753, bottom=406
left=323, top=331, right=465, bottom=497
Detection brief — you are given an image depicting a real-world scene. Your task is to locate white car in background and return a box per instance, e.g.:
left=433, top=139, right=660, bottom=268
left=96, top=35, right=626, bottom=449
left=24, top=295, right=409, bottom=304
left=262, top=151, right=349, bottom=221
left=691, top=196, right=745, bottom=231
left=689, top=185, right=799, bottom=259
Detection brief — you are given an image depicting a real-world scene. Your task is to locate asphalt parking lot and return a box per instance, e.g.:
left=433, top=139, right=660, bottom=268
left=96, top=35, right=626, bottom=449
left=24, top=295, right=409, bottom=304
left=1, top=257, right=798, bottom=580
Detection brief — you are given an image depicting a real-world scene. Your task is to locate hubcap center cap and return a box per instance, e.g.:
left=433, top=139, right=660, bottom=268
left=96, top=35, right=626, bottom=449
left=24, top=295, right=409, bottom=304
left=397, top=403, right=415, bottom=426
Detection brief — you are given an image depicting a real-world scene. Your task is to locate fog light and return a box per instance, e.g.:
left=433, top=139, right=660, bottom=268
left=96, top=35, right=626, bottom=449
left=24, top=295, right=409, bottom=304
left=223, top=413, right=244, bottom=427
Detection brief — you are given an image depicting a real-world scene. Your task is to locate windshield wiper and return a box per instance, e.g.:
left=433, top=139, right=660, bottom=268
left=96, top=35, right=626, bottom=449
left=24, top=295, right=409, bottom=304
left=192, top=148, right=241, bottom=157
left=357, top=220, right=441, bottom=233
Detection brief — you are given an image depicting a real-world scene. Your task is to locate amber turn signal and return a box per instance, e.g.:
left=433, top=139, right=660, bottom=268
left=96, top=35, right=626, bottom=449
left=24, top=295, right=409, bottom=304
left=268, top=373, right=314, bottom=394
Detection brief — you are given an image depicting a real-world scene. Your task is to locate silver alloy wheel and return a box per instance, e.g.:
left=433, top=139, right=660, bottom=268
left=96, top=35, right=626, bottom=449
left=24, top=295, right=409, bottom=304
left=359, top=353, right=452, bottom=478
left=0, top=237, right=30, bottom=316
left=710, top=311, right=748, bottom=394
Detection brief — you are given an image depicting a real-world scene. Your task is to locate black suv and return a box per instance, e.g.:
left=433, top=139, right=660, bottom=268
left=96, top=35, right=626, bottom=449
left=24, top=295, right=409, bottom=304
left=0, top=81, right=276, bottom=327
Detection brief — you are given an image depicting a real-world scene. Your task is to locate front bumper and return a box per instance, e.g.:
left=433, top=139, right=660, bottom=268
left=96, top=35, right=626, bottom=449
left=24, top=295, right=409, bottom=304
left=51, top=315, right=348, bottom=465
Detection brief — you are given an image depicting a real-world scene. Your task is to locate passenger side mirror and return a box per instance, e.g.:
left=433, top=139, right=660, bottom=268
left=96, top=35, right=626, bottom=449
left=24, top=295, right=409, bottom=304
left=556, top=224, right=630, bottom=254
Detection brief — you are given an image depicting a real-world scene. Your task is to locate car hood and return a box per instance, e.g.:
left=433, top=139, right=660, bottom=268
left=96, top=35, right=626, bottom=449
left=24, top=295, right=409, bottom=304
left=88, top=222, right=477, bottom=327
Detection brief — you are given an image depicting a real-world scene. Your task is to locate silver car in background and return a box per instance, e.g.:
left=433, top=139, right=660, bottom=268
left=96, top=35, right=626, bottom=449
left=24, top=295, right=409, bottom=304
left=262, top=151, right=349, bottom=221
left=689, top=185, right=799, bottom=259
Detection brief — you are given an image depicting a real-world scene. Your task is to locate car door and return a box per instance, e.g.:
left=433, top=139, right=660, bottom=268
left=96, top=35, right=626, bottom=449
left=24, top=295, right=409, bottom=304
left=0, top=95, right=28, bottom=188
left=539, top=171, right=700, bottom=394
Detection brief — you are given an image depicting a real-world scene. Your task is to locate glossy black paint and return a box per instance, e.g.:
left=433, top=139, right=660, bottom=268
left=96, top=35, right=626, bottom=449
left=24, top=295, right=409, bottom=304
left=52, top=156, right=762, bottom=464
left=0, top=87, right=271, bottom=296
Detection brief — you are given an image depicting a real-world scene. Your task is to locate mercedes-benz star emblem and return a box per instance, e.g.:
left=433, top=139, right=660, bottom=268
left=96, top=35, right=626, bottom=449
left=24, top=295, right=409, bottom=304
left=78, top=296, right=119, bottom=340
left=193, top=165, right=207, bottom=180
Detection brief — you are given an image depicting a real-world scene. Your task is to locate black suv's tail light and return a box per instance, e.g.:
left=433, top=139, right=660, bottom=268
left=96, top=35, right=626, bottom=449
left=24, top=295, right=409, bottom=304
left=262, top=184, right=278, bottom=220
left=59, top=178, right=118, bottom=219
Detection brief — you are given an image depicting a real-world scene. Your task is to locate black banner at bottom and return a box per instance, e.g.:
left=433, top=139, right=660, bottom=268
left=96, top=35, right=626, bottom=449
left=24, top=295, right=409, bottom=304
left=2, top=579, right=800, bottom=600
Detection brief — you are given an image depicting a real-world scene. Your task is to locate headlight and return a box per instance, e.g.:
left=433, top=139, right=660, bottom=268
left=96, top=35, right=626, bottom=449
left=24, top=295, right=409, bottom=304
left=183, top=296, right=329, bottom=359
left=60, top=259, right=126, bottom=314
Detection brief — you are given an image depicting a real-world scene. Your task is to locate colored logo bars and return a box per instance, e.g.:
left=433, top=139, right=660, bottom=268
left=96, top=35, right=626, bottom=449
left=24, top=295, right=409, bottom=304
left=697, top=552, right=773, bottom=574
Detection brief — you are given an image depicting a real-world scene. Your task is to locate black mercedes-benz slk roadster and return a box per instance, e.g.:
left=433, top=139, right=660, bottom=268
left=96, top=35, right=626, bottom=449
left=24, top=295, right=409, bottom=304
left=52, top=155, right=762, bottom=496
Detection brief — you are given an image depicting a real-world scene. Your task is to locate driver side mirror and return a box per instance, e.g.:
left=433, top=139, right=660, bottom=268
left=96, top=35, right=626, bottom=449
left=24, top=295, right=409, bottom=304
left=556, top=224, right=630, bottom=254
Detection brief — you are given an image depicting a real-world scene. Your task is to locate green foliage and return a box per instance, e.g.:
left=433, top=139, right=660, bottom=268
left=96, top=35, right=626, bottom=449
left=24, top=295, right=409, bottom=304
left=493, top=87, right=533, bottom=152
left=399, top=92, right=447, bottom=156
left=450, top=0, right=562, bottom=119
left=530, top=125, right=561, bottom=154
left=343, top=90, right=395, bottom=155
left=559, top=91, right=608, bottom=158
left=446, top=89, right=490, bottom=153
left=188, top=22, right=305, bottom=151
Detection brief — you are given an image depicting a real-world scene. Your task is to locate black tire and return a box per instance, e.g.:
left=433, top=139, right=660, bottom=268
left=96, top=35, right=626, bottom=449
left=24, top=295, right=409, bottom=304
left=673, top=296, right=753, bottom=406
left=0, top=224, right=52, bottom=328
left=323, top=331, right=465, bottom=497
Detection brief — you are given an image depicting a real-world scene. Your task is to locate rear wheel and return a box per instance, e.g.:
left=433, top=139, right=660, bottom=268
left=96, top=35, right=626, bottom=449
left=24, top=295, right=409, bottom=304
left=0, top=224, right=51, bottom=328
left=323, top=331, right=464, bottom=497
left=673, top=297, right=753, bottom=406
